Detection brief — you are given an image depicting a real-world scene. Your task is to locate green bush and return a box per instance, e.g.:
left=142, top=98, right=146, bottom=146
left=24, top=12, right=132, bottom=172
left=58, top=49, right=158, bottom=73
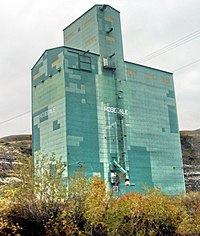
left=0, top=153, right=67, bottom=235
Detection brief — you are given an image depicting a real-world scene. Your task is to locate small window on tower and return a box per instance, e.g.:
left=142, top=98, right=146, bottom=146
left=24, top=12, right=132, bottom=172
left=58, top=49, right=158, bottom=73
left=53, top=120, right=60, bottom=131
left=79, top=55, right=91, bottom=71
left=68, top=51, right=79, bottom=69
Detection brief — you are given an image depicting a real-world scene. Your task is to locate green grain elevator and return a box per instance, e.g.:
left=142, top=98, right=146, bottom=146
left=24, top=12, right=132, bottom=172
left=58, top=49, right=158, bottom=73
left=32, top=5, right=185, bottom=194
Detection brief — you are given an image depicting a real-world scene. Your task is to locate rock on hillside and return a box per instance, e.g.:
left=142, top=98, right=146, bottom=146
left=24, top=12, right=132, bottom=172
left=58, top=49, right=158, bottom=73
left=0, top=131, right=199, bottom=192
left=0, top=135, right=31, bottom=185
left=180, top=129, right=200, bottom=192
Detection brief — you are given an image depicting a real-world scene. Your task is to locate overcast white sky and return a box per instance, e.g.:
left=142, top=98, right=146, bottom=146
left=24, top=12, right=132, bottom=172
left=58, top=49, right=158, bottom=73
left=0, top=0, right=199, bottom=138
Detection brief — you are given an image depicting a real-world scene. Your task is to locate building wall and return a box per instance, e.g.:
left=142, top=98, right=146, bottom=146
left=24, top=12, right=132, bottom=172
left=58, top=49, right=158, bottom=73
left=32, top=48, right=68, bottom=177
left=124, top=62, right=185, bottom=193
left=63, top=6, right=99, bottom=53
left=63, top=48, right=103, bottom=178
left=32, top=47, right=103, bottom=180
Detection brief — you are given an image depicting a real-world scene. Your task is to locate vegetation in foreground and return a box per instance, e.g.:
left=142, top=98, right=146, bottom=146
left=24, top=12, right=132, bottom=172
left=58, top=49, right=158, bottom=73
left=0, top=154, right=199, bottom=236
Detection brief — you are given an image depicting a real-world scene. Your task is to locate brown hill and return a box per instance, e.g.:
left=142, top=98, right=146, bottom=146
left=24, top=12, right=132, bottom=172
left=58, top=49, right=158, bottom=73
left=0, top=131, right=199, bottom=192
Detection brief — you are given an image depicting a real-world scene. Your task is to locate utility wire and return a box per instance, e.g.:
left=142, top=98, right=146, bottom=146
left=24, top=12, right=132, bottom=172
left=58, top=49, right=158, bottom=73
left=136, top=30, right=200, bottom=63
left=0, top=110, right=31, bottom=126
left=173, top=58, right=200, bottom=72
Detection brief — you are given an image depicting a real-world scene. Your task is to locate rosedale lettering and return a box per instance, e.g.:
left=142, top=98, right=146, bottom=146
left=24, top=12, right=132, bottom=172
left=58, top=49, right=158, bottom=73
left=104, top=106, right=128, bottom=115
left=39, top=107, right=56, bottom=119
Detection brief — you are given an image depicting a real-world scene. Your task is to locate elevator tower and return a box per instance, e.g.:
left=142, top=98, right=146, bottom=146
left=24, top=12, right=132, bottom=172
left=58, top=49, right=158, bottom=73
left=32, top=5, right=185, bottom=194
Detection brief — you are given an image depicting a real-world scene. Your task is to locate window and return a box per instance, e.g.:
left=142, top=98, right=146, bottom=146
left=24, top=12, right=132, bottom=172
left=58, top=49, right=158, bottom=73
left=79, top=55, right=91, bottom=71
left=68, top=51, right=79, bottom=69
left=53, top=120, right=60, bottom=131
left=68, top=51, right=92, bottom=72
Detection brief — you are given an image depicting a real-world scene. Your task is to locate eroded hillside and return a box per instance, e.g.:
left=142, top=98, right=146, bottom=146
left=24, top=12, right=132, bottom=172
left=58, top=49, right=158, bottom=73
left=0, top=131, right=199, bottom=192
left=180, top=129, right=200, bottom=191
left=0, top=135, right=31, bottom=184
